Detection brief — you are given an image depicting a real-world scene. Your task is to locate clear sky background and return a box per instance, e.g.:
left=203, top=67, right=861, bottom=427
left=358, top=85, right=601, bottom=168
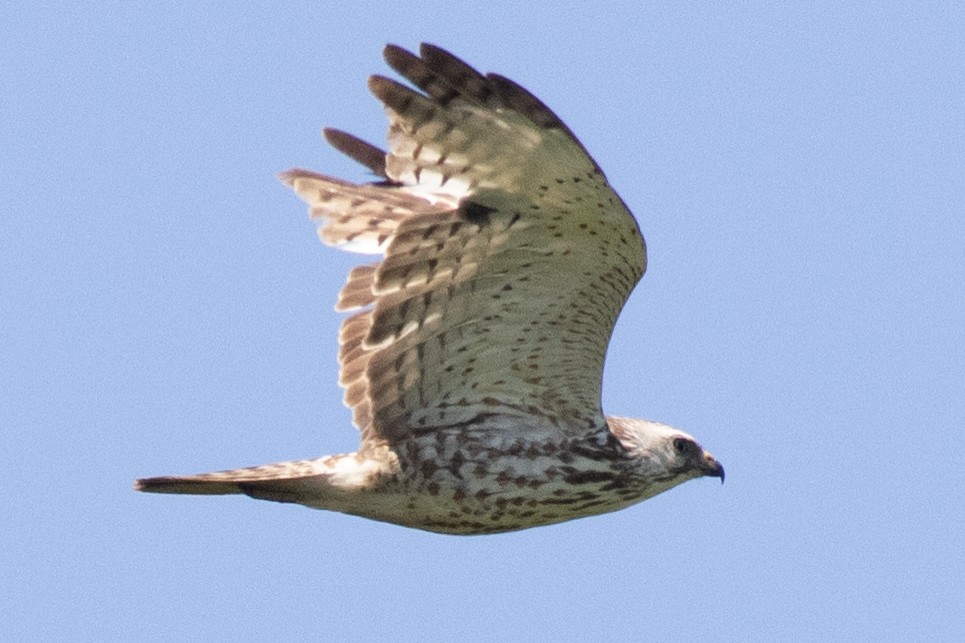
left=3, top=3, right=963, bottom=641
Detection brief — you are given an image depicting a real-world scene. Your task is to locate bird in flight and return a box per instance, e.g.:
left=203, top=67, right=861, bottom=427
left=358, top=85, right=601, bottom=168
left=135, top=43, right=723, bottom=534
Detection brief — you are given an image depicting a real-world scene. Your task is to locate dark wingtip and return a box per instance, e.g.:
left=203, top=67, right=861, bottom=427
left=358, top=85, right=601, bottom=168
left=383, top=43, right=412, bottom=67
left=323, top=128, right=388, bottom=177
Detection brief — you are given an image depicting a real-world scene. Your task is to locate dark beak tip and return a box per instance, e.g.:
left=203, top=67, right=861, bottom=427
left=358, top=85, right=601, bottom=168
left=704, top=458, right=724, bottom=484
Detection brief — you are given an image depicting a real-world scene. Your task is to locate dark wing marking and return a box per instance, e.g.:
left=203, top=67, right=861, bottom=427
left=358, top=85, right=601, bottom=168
left=284, top=44, right=646, bottom=445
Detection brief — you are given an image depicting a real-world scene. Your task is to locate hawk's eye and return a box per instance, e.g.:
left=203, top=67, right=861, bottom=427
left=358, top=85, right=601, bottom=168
left=672, top=437, right=691, bottom=454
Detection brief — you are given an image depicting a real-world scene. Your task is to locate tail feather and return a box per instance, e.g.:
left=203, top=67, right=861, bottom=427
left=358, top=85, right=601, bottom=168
left=135, top=475, right=242, bottom=495
left=135, top=458, right=329, bottom=497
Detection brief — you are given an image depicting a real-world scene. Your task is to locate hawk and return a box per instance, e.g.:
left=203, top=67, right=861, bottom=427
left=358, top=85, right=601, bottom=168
left=135, top=43, right=723, bottom=534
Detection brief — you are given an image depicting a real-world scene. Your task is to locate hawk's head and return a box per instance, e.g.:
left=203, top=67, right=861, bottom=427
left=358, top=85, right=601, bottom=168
left=607, top=416, right=724, bottom=487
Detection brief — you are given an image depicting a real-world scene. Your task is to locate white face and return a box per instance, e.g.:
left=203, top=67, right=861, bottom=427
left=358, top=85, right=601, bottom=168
left=610, top=417, right=723, bottom=483
left=613, top=418, right=695, bottom=452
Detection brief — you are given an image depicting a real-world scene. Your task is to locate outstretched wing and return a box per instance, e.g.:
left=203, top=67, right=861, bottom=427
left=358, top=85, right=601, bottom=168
left=282, top=44, right=646, bottom=445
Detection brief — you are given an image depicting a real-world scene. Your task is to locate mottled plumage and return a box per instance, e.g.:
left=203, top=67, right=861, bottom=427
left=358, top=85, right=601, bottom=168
left=135, top=43, right=723, bottom=534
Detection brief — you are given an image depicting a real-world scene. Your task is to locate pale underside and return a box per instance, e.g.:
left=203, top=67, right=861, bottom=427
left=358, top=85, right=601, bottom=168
left=134, top=43, right=721, bottom=534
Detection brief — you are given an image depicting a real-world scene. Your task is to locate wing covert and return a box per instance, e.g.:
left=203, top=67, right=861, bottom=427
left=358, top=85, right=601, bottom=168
left=284, top=44, right=647, bottom=445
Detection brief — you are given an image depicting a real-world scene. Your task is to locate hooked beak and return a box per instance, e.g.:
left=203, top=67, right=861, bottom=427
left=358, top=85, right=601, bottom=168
left=700, top=451, right=725, bottom=484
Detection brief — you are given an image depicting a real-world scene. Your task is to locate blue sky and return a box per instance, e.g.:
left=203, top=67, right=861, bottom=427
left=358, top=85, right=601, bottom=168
left=3, top=2, right=963, bottom=640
